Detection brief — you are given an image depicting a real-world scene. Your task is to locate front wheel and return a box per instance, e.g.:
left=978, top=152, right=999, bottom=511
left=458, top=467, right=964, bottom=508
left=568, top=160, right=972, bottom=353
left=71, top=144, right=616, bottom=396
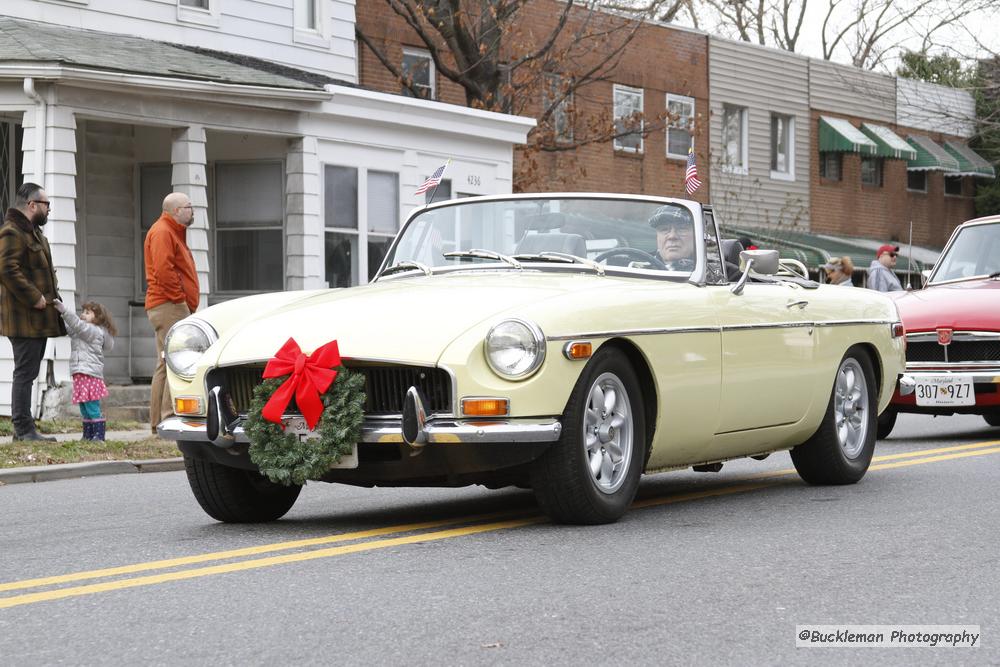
left=791, top=348, right=877, bottom=485
left=184, top=455, right=302, bottom=523
left=530, top=348, right=646, bottom=524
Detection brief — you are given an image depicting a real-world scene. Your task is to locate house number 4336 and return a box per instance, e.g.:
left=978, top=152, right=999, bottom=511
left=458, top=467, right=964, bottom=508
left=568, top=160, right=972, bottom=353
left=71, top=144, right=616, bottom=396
left=467, top=175, right=481, bottom=186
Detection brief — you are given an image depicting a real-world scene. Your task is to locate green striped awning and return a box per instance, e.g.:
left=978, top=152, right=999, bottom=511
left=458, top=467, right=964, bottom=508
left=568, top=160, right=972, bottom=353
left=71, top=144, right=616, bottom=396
left=942, top=141, right=996, bottom=178
left=819, top=116, right=878, bottom=155
left=860, top=124, right=917, bottom=160
left=906, top=135, right=960, bottom=172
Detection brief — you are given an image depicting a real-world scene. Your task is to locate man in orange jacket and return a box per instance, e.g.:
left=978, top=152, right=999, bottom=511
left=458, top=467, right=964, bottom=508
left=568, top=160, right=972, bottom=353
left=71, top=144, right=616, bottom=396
left=144, top=192, right=199, bottom=434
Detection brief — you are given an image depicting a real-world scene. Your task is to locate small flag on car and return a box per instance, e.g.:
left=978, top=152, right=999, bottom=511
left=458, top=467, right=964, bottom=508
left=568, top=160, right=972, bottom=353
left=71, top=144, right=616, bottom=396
left=684, top=147, right=702, bottom=195
left=414, top=160, right=451, bottom=195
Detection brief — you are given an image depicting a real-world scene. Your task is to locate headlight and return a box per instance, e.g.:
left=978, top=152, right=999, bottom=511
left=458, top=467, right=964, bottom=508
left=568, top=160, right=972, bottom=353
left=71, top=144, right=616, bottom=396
left=164, top=318, right=217, bottom=380
left=484, top=319, right=545, bottom=380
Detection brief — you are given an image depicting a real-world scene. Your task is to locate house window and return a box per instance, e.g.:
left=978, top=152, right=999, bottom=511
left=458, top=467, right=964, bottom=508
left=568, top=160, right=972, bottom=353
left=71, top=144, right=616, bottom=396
left=402, top=48, right=434, bottom=100
left=944, top=175, right=963, bottom=196
left=215, top=162, right=285, bottom=292
left=613, top=84, right=643, bottom=153
left=138, top=164, right=173, bottom=296
left=0, top=121, right=23, bottom=214
left=907, top=170, right=927, bottom=192
left=721, top=104, right=747, bottom=172
left=425, top=179, right=451, bottom=204
left=860, top=156, right=883, bottom=187
left=770, top=113, right=794, bottom=179
left=179, top=0, right=209, bottom=8
left=324, top=166, right=400, bottom=287
left=819, top=153, right=841, bottom=181
left=295, top=0, right=319, bottom=31
left=542, top=74, right=573, bottom=144
left=666, top=94, right=694, bottom=158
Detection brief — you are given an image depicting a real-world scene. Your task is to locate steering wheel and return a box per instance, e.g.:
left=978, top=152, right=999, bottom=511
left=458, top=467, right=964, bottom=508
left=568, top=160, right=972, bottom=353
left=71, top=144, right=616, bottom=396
left=594, top=247, right=667, bottom=270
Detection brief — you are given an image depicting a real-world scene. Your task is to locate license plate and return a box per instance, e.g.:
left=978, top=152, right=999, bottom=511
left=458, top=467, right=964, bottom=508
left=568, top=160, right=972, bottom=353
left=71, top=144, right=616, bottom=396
left=282, top=416, right=359, bottom=469
left=913, top=375, right=975, bottom=407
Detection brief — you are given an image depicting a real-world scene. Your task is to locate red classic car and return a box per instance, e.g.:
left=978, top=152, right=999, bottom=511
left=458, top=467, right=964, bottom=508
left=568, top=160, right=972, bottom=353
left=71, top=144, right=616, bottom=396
left=879, top=215, right=1000, bottom=438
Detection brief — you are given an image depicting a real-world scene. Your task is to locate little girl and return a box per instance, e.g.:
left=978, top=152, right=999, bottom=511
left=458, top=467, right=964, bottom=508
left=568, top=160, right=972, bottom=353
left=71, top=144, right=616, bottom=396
left=53, top=300, right=117, bottom=441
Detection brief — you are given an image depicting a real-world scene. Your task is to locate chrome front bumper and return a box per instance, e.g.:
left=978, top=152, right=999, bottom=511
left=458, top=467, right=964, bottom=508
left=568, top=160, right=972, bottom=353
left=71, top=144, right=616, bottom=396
left=158, top=415, right=563, bottom=447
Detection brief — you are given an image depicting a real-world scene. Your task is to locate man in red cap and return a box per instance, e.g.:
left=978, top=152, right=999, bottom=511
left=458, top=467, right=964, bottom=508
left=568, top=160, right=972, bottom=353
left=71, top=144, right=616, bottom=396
left=867, top=243, right=902, bottom=291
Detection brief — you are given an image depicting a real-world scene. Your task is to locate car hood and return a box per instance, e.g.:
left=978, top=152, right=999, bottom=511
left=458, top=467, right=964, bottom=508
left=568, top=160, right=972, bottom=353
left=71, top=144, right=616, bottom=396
left=890, top=278, right=1000, bottom=332
left=207, top=272, right=624, bottom=366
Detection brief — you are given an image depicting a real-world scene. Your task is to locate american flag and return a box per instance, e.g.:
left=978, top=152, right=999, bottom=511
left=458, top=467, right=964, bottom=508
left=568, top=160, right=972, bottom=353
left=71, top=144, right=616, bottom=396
left=684, top=147, right=702, bottom=195
left=414, top=161, right=450, bottom=195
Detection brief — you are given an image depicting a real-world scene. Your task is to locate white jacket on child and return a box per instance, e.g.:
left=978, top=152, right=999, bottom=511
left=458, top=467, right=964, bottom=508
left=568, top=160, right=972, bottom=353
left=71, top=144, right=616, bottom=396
left=59, top=310, right=114, bottom=378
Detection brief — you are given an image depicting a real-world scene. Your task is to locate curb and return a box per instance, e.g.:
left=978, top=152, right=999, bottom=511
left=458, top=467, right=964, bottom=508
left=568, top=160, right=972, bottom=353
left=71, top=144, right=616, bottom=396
left=0, top=457, right=185, bottom=485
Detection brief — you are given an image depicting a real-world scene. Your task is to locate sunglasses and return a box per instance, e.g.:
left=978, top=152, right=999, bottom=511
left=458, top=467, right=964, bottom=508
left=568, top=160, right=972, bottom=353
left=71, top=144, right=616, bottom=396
left=886, top=252, right=897, bottom=258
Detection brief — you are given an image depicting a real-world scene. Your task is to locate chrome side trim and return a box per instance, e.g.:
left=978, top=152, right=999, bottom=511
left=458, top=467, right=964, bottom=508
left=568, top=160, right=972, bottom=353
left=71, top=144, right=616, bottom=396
left=547, top=319, right=893, bottom=341
left=159, top=416, right=563, bottom=445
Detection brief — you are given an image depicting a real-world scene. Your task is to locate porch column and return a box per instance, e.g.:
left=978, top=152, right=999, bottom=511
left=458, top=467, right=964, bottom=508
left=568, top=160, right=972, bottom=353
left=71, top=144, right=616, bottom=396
left=18, top=102, right=78, bottom=416
left=171, top=126, right=210, bottom=309
left=286, top=136, right=323, bottom=290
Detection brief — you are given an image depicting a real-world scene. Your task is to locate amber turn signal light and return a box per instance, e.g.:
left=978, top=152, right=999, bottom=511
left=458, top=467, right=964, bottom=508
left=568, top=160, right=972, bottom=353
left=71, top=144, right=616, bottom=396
left=563, top=341, right=593, bottom=360
left=174, top=397, right=203, bottom=415
left=461, top=398, right=509, bottom=417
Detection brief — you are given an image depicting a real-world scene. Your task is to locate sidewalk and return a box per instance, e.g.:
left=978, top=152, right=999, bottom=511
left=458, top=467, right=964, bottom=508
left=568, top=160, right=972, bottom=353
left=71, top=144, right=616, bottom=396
left=0, top=429, right=184, bottom=485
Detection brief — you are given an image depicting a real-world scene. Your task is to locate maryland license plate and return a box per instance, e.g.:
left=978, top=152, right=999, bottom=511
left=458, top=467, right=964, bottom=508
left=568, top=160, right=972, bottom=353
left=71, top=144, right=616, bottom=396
left=281, top=416, right=360, bottom=469
left=913, top=375, right=975, bottom=407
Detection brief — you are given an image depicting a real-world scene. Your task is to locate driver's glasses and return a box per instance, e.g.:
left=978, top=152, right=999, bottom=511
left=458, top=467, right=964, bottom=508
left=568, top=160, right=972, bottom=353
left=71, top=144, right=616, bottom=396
left=657, top=223, right=693, bottom=236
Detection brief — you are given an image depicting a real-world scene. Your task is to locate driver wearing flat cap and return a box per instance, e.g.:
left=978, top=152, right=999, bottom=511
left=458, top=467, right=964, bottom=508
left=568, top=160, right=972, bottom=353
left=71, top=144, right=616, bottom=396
left=649, top=205, right=696, bottom=271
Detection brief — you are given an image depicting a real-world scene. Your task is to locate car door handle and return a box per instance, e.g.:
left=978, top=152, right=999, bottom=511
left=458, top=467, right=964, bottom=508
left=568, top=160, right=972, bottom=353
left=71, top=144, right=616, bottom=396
left=786, top=300, right=808, bottom=309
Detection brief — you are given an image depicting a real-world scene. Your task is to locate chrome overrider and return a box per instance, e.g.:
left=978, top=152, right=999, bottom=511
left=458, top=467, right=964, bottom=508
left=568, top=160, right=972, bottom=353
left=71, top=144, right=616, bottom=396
left=157, top=385, right=563, bottom=447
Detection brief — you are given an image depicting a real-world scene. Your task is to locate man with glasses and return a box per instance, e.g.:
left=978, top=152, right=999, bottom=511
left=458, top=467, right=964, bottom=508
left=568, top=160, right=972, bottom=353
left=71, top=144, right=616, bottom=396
left=649, top=205, right=696, bottom=271
left=144, top=192, right=200, bottom=434
left=867, top=243, right=903, bottom=292
left=0, top=182, right=66, bottom=441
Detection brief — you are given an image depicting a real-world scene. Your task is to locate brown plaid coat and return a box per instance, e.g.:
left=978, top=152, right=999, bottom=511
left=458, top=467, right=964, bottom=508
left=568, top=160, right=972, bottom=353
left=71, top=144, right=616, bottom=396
left=0, top=208, right=66, bottom=338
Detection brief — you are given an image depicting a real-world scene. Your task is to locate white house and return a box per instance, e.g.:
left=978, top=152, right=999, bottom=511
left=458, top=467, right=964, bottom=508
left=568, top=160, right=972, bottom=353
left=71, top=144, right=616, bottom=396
left=0, top=2, right=534, bottom=418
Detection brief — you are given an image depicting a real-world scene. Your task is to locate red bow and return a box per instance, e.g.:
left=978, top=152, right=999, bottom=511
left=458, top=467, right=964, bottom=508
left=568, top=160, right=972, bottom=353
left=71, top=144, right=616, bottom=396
left=261, top=338, right=341, bottom=430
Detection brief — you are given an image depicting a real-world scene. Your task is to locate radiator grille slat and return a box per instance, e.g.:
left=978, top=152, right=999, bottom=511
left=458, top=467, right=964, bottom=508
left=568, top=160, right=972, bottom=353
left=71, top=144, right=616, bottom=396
left=208, top=363, right=452, bottom=416
left=907, top=340, right=1000, bottom=364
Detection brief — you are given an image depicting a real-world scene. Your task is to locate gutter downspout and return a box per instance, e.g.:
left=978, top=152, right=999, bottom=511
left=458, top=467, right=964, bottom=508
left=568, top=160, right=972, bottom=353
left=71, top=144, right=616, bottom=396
left=22, top=77, right=46, bottom=185
left=22, top=77, right=57, bottom=419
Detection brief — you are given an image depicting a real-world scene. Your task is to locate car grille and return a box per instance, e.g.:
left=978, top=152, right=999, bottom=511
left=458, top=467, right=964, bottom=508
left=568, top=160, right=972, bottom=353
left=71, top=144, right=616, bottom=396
left=906, top=339, right=1000, bottom=364
left=208, top=362, right=452, bottom=416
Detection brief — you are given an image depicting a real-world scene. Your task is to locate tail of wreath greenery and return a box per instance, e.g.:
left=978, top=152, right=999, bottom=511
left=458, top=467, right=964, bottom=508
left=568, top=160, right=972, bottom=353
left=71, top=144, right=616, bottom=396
left=244, top=368, right=367, bottom=486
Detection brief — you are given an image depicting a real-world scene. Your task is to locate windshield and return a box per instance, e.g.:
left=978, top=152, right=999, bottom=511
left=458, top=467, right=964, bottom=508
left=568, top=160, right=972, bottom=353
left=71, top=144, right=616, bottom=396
left=930, top=222, right=1000, bottom=283
left=382, top=196, right=711, bottom=279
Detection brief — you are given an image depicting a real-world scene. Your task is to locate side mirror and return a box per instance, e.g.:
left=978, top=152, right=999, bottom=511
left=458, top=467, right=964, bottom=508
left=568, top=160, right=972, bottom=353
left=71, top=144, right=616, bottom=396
left=740, top=249, right=780, bottom=275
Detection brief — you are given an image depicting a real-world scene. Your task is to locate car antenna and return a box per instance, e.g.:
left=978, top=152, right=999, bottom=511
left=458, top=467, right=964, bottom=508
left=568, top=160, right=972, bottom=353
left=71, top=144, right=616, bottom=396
left=906, top=219, right=913, bottom=290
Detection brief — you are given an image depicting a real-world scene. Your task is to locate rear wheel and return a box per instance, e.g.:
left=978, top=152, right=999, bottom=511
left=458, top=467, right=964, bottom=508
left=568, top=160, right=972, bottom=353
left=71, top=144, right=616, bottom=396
left=876, top=408, right=897, bottom=439
left=184, top=455, right=301, bottom=523
left=530, top=348, right=646, bottom=524
left=791, top=347, right=877, bottom=485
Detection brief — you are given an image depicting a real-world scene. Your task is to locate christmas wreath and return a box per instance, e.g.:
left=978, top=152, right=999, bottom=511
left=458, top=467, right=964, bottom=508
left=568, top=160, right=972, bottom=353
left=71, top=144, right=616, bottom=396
left=244, top=338, right=366, bottom=486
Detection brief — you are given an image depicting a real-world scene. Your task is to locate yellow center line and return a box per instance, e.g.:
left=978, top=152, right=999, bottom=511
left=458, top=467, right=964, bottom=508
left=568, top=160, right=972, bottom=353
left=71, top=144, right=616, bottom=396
left=750, top=439, right=1000, bottom=479
left=3, top=440, right=999, bottom=610
left=0, top=509, right=531, bottom=594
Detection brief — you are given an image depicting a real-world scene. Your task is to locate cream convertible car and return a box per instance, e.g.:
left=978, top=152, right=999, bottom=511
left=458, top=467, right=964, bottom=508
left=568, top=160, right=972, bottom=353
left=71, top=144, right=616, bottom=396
left=160, top=194, right=905, bottom=525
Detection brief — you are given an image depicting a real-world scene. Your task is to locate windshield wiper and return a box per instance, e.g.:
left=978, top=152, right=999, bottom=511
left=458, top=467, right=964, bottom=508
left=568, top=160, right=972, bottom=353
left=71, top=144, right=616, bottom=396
left=443, top=249, right=522, bottom=270
left=513, top=251, right=605, bottom=276
left=378, top=260, right=432, bottom=278
left=990, top=271, right=1000, bottom=279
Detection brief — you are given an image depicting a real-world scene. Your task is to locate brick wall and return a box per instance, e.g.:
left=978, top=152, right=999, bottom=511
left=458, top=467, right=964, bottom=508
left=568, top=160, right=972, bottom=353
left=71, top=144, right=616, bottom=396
left=356, top=0, right=710, bottom=199
left=809, top=110, right=976, bottom=248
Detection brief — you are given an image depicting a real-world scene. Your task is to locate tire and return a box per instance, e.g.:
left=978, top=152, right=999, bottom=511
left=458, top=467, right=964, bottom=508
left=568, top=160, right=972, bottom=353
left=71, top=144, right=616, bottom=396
left=984, top=412, right=1000, bottom=427
left=530, top=348, right=646, bottom=524
left=790, top=347, right=877, bottom=485
left=184, top=455, right=302, bottom=523
left=876, top=408, right=897, bottom=440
